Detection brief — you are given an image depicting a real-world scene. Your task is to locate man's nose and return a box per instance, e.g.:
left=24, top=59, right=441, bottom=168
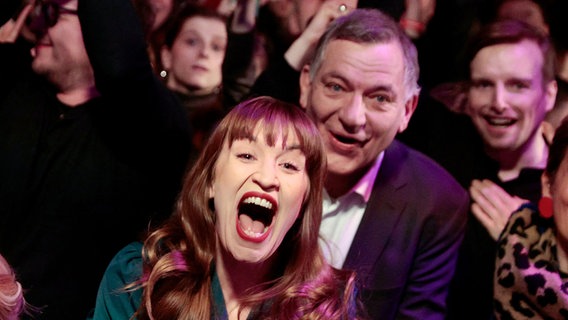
left=339, top=95, right=366, bottom=131
left=491, top=85, right=507, bottom=112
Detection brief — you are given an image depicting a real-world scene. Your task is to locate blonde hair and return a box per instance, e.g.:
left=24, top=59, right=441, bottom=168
left=134, top=96, right=359, bottom=319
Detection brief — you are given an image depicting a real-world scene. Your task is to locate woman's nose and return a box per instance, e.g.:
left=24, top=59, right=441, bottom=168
left=252, top=162, right=280, bottom=191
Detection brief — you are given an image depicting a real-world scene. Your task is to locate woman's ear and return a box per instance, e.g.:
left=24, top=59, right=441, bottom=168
left=161, top=46, right=172, bottom=71
left=208, top=185, right=215, bottom=198
left=541, top=172, right=552, bottom=198
left=542, top=120, right=555, bottom=146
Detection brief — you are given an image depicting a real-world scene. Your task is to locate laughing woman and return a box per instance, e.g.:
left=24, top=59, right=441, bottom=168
left=90, top=96, right=359, bottom=320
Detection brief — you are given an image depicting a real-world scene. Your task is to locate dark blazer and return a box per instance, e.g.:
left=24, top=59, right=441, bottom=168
left=249, top=57, right=469, bottom=320
left=345, top=140, right=469, bottom=320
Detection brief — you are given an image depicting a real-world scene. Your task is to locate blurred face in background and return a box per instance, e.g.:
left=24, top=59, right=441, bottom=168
left=161, top=15, right=227, bottom=95
left=468, top=40, right=556, bottom=155
left=29, top=0, right=95, bottom=91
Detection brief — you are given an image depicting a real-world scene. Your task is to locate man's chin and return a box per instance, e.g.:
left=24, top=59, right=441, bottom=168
left=327, top=164, right=356, bottom=178
left=31, top=59, right=49, bottom=75
left=327, top=162, right=363, bottom=182
left=327, top=152, right=360, bottom=173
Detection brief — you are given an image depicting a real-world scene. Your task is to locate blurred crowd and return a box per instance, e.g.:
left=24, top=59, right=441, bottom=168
left=1, top=0, right=568, bottom=319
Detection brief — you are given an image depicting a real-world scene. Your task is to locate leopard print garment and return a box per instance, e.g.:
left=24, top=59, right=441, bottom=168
left=494, top=204, right=568, bottom=319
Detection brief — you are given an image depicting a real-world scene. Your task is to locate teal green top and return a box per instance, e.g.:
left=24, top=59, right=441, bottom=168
left=89, top=242, right=230, bottom=320
left=90, top=242, right=356, bottom=319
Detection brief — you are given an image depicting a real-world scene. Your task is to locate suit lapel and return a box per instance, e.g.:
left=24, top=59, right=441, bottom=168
left=343, top=141, right=410, bottom=273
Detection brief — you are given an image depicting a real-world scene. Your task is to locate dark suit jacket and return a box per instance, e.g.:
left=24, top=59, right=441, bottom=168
left=344, top=140, right=469, bottom=319
left=249, top=57, right=469, bottom=320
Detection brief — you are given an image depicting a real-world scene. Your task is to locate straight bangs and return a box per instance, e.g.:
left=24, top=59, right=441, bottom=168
left=222, top=97, right=325, bottom=175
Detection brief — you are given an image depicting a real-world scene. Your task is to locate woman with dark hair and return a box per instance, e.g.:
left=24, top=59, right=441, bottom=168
left=159, top=4, right=228, bottom=104
left=91, top=96, right=359, bottom=319
left=159, top=2, right=258, bottom=160
left=494, top=116, right=568, bottom=318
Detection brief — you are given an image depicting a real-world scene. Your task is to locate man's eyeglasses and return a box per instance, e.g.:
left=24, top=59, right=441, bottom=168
left=30, top=1, right=78, bottom=29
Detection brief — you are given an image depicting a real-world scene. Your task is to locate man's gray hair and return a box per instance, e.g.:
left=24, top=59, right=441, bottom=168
left=309, top=9, right=421, bottom=100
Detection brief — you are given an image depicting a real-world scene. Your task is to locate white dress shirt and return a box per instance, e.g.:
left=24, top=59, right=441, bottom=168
left=319, top=152, right=384, bottom=268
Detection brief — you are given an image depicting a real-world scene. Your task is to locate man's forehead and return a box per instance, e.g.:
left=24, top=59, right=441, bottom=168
left=322, top=39, right=404, bottom=64
left=473, top=40, right=544, bottom=73
left=477, top=39, right=543, bottom=60
left=319, top=40, right=405, bottom=77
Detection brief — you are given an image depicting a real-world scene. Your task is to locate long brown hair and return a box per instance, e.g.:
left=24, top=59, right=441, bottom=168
left=135, top=96, right=358, bottom=319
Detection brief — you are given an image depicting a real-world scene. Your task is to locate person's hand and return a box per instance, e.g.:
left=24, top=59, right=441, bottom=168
left=0, top=3, right=34, bottom=43
left=284, top=0, right=352, bottom=70
left=400, top=0, right=435, bottom=38
left=301, top=0, right=350, bottom=45
left=469, top=179, right=528, bottom=240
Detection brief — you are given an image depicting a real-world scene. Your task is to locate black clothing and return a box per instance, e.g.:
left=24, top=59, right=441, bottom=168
left=0, top=0, right=191, bottom=318
left=249, top=52, right=469, bottom=320
left=174, top=90, right=224, bottom=162
left=222, top=30, right=257, bottom=108
left=0, top=0, right=20, bottom=26
left=398, top=94, right=544, bottom=320
left=446, top=165, right=543, bottom=320
left=248, top=54, right=301, bottom=105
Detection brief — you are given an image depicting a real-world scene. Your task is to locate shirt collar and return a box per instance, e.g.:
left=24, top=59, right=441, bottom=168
left=324, top=151, right=384, bottom=205
left=353, top=151, right=384, bottom=202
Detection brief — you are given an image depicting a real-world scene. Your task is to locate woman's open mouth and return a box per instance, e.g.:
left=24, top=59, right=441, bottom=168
left=236, top=192, right=277, bottom=243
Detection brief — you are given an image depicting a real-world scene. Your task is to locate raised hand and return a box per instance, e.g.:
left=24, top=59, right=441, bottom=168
left=400, top=0, right=435, bottom=38
left=470, top=179, right=528, bottom=240
left=284, top=0, right=352, bottom=70
left=0, top=3, right=34, bottom=43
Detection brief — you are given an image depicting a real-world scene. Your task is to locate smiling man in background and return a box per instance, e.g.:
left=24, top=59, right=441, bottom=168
left=446, top=19, right=558, bottom=320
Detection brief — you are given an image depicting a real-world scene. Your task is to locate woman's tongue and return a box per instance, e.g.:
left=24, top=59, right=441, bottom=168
left=239, top=214, right=266, bottom=234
